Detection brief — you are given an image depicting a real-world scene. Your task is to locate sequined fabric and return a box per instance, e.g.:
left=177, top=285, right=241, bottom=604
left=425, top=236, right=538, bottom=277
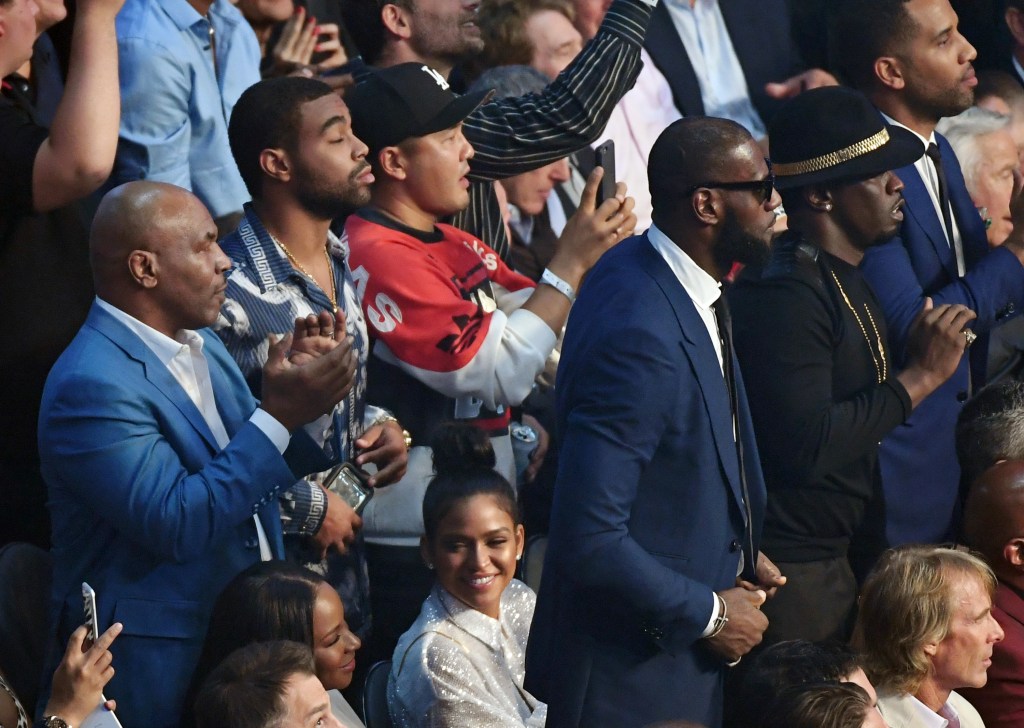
left=388, top=579, right=547, bottom=727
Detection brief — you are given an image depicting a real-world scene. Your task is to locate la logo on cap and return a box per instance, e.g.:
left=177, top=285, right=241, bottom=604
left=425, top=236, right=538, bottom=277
left=420, top=65, right=449, bottom=91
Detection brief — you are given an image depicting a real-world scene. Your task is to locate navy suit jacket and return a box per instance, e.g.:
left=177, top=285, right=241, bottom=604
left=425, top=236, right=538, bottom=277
left=524, top=234, right=766, bottom=728
left=643, top=0, right=804, bottom=125
left=37, top=302, right=329, bottom=727
left=860, top=133, right=1024, bottom=545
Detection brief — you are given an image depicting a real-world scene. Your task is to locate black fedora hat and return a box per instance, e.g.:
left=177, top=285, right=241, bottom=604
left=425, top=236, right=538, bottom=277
left=768, top=86, right=924, bottom=189
left=347, top=62, right=493, bottom=155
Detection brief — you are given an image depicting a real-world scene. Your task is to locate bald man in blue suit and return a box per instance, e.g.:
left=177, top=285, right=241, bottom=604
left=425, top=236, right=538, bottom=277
left=37, top=181, right=356, bottom=728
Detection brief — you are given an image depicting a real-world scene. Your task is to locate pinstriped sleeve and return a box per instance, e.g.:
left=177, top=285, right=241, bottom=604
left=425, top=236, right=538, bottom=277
left=461, top=0, right=653, bottom=181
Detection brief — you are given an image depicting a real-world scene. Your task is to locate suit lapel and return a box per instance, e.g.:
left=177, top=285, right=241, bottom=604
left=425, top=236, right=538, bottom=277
left=87, top=303, right=220, bottom=453
left=644, top=3, right=704, bottom=117
left=938, top=133, right=988, bottom=270
left=637, top=237, right=747, bottom=520
left=898, top=161, right=960, bottom=279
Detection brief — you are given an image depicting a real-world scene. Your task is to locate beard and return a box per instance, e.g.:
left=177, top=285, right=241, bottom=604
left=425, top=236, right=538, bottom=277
left=713, top=209, right=772, bottom=271
left=294, top=161, right=372, bottom=221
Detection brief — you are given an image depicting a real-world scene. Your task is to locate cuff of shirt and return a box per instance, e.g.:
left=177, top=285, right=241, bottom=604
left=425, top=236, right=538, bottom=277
left=280, top=479, right=329, bottom=535
left=252, top=408, right=290, bottom=454
left=700, top=592, right=721, bottom=638
left=303, top=412, right=335, bottom=447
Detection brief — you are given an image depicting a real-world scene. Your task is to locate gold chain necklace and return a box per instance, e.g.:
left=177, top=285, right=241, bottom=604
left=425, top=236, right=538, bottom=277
left=272, top=235, right=338, bottom=313
left=829, top=269, right=887, bottom=384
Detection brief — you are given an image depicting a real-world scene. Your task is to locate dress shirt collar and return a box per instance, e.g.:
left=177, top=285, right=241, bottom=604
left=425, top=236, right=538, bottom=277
left=161, top=0, right=238, bottom=32
left=507, top=203, right=535, bottom=247
left=907, top=693, right=955, bottom=728
left=647, top=223, right=722, bottom=312
left=436, top=585, right=505, bottom=651
left=1014, top=55, right=1024, bottom=87
left=95, top=296, right=205, bottom=366
left=229, top=204, right=347, bottom=296
left=881, top=112, right=934, bottom=158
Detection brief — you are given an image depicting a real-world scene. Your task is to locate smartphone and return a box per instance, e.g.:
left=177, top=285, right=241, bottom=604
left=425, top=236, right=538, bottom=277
left=323, top=462, right=374, bottom=514
left=594, top=139, right=617, bottom=206
left=82, top=582, right=99, bottom=646
left=318, top=57, right=363, bottom=78
left=79, top=583, right=124, bottom=728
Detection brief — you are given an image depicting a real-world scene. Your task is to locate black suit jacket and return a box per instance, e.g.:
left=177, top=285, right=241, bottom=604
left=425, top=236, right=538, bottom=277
left=644, top=0, right=805, bottom=125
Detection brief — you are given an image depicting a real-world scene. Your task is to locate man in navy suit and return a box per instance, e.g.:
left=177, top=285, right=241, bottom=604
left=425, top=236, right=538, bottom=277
left=525, top=117, right=786, bottom=728
left=37, top=181, right=357, bottom=728
left=829, top=0, right=1024, bottom=548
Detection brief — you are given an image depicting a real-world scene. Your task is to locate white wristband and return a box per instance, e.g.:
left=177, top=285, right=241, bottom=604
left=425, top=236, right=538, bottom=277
left=540, top=268, right=577, bottom=303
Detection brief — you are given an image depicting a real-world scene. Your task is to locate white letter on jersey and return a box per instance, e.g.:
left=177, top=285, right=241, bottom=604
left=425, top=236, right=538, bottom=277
left=367, top=293, right=403, bottom=333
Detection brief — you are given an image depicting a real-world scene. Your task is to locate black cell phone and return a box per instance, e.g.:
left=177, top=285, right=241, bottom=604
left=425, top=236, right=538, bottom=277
left=594, top=140, right=617, bottom=205
left=323, top=462, right=374, bottom=514
left=319, top=57, right=362, bottom=78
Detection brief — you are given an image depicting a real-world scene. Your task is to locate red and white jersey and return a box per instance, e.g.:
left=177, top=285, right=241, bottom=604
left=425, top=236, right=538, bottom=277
left=346, top=211, right=555, bottom=430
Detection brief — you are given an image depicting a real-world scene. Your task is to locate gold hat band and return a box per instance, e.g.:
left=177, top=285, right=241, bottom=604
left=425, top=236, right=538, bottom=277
left=773, top=128, right=890, bottom=176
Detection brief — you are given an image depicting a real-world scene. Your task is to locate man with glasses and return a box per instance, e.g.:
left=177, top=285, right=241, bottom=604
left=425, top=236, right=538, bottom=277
left=729, top=86, right=974, bottom=648
left=525, top=117, right=786, bottom=728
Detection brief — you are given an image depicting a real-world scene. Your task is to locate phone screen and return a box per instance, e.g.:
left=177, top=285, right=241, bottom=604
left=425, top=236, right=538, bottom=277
left=82, top=582, right=99, bottom=645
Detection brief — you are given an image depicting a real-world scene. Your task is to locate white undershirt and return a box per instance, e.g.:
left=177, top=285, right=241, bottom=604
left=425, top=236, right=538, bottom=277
left=96, top=297, right=287, bottom=560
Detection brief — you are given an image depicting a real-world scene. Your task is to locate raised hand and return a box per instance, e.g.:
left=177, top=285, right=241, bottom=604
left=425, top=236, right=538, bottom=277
left=260, top=331, right=356, bottom=431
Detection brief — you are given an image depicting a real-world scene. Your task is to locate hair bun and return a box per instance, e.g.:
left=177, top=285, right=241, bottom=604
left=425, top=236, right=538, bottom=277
left=430, top=422, right=496, bottom=476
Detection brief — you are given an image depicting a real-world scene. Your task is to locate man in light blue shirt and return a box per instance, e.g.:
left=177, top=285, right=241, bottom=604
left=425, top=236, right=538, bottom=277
left=111, top=0, right=260, bottom=231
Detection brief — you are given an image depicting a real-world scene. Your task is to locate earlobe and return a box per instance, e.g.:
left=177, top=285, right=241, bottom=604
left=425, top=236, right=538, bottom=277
left=692, top=189, right=720, bottom=226
left=260, top=149, right=291, bottom=184
left=807, top=186, right=833, bottom=213
left=128, top=251, right=158, bottom=289
left=379, top=146, right=407, bottom=180
left=1004, top=539, right=1024, bottom=568
left=923, top=642, right=938, bottom=656
left=381, top=3, right=412, bottom=41
left=875, top=57, right=904, bottom=91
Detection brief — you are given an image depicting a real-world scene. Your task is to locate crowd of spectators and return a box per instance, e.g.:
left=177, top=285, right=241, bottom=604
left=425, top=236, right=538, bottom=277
left=9, top=0, right=1024, bottom=727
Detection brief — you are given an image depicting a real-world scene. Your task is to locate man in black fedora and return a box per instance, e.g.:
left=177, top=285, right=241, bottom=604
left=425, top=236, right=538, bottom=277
left=729, top=86, right=976, bottom=646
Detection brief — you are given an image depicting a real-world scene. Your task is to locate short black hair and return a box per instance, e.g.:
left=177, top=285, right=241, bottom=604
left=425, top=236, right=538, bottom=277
left=726, top=641, right=862, bottom=727
left=193, top=641, right=316, bottom=728
left=827, top=0, right=915, bottom=89
left=341, top=0, right=412, bottom=66
left=957, top=380, right=1024, bottom=486
left=422, top=422, right=519, bottom=543
left=228, top=76, right=335, bottom=199
left=647, top=117, right=753, bottom=222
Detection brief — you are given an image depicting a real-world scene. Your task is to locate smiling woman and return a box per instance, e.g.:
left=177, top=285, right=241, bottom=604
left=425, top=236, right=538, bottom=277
left=387, top=423, right=546, bottom=727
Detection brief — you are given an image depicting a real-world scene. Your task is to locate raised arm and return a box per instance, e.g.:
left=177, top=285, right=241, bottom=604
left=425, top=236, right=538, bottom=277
left=32, top=0, right=125, bottom=211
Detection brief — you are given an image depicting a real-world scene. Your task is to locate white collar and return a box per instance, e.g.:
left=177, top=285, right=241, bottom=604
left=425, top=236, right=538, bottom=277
left=907, top=693, right=956, bottom=728
left=881, top=112, right=936, bottom=153
left=436, top=585, right=504, bottom=651
left=95, top=296, right=205, bottom=367
left=647, top=223, right=722, bottom=312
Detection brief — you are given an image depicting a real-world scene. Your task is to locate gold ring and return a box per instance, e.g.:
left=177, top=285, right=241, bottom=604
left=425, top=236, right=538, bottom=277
left=963, top=329, right=977, bottom=348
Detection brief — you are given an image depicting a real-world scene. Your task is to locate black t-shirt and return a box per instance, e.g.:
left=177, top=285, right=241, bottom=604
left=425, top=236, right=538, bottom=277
left=0, top=94, right=47, bottom=224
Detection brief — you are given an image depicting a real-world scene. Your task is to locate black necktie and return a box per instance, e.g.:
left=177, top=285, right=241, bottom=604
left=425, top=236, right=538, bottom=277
left=925, top=142, right=964, bottom=276
left=712, top=296, right=755, bottom=576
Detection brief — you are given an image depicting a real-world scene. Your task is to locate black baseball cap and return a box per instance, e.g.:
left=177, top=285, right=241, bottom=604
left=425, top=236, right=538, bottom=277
left=347, top=62, right=493, bottom=154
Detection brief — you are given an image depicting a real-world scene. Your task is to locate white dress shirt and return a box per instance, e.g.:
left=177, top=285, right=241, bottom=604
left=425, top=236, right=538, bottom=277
left=95, top=297, right=287, bottom=560
left=663, top=0, right=767, bottom=138
left=882, top=113, right=966, bottom=276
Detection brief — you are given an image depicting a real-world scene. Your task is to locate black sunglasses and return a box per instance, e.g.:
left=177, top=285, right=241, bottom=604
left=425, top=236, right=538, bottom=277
left=687, top=158, right=776, bottom=204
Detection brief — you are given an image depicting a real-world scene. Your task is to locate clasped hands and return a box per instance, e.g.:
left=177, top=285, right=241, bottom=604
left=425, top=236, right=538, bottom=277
left=705, top=551, right=786, bottom=663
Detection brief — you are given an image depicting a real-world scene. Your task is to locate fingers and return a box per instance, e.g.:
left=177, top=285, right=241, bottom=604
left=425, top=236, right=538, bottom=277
left=296, top=16, right=320, bottom=64
left=66, top=624, right=89, bottom=658
left=265, top=333, right=293, bottom=373
left=923, top=296, right=934, bottom=312
left=88, top=622, right=123, bottom=659
left=578, top=166, right=605, bottom=213
left=277, top=9, right=305, bottom=58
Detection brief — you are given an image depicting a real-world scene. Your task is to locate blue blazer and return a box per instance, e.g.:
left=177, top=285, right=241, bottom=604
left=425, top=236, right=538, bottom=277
left=37, top=302, right=328, bottom=727
left=524, top=234, right=766, bottom=728
left=643, top=0, right=804, bottom=124
left=860, top=133, right=1024, bottom=545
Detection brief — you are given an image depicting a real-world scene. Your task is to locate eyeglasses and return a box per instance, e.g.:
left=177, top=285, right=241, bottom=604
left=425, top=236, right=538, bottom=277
left=687, top=158, right=776, bottom=204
